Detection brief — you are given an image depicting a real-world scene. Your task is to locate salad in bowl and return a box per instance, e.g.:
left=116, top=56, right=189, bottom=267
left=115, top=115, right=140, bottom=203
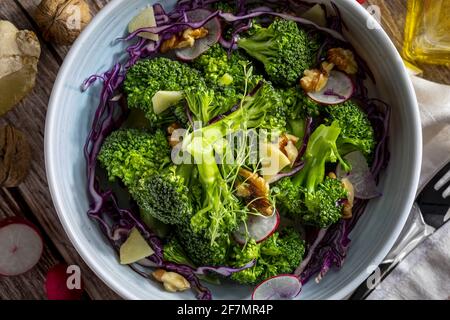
left=82, top=0, right=390, bottom=300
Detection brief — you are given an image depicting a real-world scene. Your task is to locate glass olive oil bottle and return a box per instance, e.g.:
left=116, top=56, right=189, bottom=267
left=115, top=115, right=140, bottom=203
left=403, top=0, right=450, bottom=65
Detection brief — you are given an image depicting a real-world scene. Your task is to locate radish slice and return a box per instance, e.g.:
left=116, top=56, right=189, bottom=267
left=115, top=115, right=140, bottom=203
left=45, top=264, right=84, bottom=300
left=0, top=217, right=43, bottom=276
left=336, top=151, right=381, bottom=199
left=252, top=274, right=302, bottom=300
left=307, top=70, right=354, bottom=105
left=175, top=9, right=221, bottom=61
left=234, top=210, right=280, bottom=244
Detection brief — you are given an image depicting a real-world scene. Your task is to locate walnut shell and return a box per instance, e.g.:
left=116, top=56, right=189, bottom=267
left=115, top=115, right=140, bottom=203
left=0, top=125, right=31, bottom=187
left=35, top=0, right=92, bottom=45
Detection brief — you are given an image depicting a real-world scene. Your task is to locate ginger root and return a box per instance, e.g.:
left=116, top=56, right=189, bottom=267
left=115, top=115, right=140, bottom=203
left=0, top=21, right=41, bottom=117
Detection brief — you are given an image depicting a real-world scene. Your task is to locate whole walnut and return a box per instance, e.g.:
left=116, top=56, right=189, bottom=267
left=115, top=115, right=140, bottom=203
left=35, top=0, right=92, bottom=45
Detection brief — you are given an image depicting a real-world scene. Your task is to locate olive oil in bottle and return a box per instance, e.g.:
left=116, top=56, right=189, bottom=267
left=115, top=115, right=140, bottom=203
left=403, top=0, right=450, bottom=65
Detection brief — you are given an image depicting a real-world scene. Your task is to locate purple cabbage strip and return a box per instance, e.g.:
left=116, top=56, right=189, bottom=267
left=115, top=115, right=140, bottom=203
left=294, top=117, right=313, bottom=165
left=294, top=228, right=328, bottom=277
left=324, top=89, right=346, bottom=100
left=122, top=11, right=221, bottom=42
left=195, top=259, right=256, bottom=277
left=269, top=163, right=305, bottom=184
left=122, top=6, right=347, bottom=47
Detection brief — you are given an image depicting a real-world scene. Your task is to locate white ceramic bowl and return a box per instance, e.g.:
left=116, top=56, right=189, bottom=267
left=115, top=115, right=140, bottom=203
left=45, top=0, right=422, bottom=299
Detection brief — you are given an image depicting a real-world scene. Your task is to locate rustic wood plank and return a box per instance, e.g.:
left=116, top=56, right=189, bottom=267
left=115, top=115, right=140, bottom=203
left=368, top=0, right=450, bottom=85
left=0, top=188, right=60, bottom=300
left=0, top=0, right=121, bottom=300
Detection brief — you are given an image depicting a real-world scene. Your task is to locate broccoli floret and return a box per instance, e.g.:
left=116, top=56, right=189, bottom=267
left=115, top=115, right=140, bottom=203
left=229, top=239, right=261, bottom=284
left=302, top=176, right=348, bottom=227
left=176, top=219, right=230, bottom=266
left=124, top=57, right=205, bottom=129
left=184, top=81, right=286, bottom=150
left=181, top=82, right=285, bottom=246
left=173, top=103, right=189, bottom=128
left=180, top=83, right=285, bottom=247
left=129, top=166, right=193, bottom=225
left=98, top=129, right=195, bottom=225
left=211, top=1, right=236, bottom=13
left=280, top=87, right=321, bottom=120
left=238, top=19, right=320, bottom=86
left=192, top=44, right=261, bottom=121
left=185, top=86, right=216, bottom=124
left=97, top=129, right=170, bottom=187
left=163, top=237, right=195, bottom=267
left=230, top=228, right=305, bottom=285
left=275, top=121, right=349, bottom=228
left=324, top=101, right=376, bottom=158
left=186, top=140, right=248, bottom=247
left=279, top=86, right=321, bottom=137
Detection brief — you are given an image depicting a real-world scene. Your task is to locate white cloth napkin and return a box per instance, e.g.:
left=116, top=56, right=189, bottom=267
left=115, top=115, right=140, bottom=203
left=367, top=75, right=450, bottom=300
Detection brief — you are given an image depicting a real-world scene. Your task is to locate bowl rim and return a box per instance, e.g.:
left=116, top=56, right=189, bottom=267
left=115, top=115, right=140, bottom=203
left=45, top=0, right=422, bottom=300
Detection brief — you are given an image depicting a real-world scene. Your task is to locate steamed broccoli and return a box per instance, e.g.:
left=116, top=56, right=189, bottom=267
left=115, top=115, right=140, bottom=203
left=176, top=220, right=230, bottom=266
left=129, top=166, right=193, bottom=225
left=97, top=129, right=171, bottom=187
left=186, top=138, right=247, bottom=247
left=163, top=236, right=195, bottom=267
left=280, top=87, right=321, bottom=120
left=324, top=101, right=376, bottom=158
left=180, top=82, right=285, bottom=246
left=98, top=129, right=197, bottom=225
left=279, top=86, right=321, bottom=138
left=211, top=1, right=236, bottom=13
left=237, top=19, right=320, bottom=86
left=173, top=103, right=190, bottom=128
left=164, top=231, right=227, bottom=268
left=184, top=86, right=216, bottom=124
left=192, top=44, right=261, bottom=121
left=183, top=81, right=286, bottom=151
left=275, top=121, right=349, bottom=228
left=230, top=228, right=305, bottom=285
left=124, top=57, right=205, bottom=129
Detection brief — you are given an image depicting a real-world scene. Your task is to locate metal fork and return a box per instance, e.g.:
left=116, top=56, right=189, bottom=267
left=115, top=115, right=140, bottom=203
left=350, top=161, right=450, bottom=299
left=416, top=161, right=450, bottom=228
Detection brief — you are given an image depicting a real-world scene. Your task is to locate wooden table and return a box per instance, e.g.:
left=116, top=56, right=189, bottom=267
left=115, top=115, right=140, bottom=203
left=0, top=0, right=449, bottom=300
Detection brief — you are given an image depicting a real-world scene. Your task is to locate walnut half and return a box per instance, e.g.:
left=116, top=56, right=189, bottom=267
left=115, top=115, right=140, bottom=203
left=237, top=168, right=273, bottom=216
left=152, top=269, right=190, bottom=293
left=0, top=125, right=31, bottom=188
left=327, top=48, right=358, bottom=75
left=300, top=69, right=328, bottom=93
left=160, top=27, right=209, bottom=53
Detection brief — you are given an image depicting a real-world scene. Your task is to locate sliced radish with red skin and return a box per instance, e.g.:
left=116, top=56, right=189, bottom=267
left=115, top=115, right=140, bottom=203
left=252, top=274, right=302, bottom=300
left=175, top=9, right=221, bottom=61
left=0, top=217, right=43, bottom=276
left=336, top=151, right=381, bottom=199
left=234, top=210, right=280, bottom=245
left=307, top=70, right=354, bottom=105
left=45, top=264, right=84, bottom=300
